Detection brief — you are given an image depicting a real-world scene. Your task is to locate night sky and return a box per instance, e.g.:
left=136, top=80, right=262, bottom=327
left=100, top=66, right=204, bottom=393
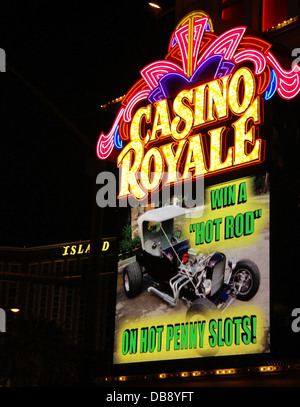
left=0, top=1, right=175, bottom=247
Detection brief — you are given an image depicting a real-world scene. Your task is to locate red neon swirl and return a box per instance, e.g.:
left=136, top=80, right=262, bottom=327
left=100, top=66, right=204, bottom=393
left=233, top=49, right=266, bottom=75
left=266, top=51, right=300, bottom=99
left=96, top=108, right=124, bottom=159
left=238, top=36, right=272, bottom=54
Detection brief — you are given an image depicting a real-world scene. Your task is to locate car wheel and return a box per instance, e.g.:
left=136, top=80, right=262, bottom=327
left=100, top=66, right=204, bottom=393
left=186, top=297, right=219, bottom=356
left=186, top=297, right=218, bottom=318
left=123, top=261, right=143, bottom=298
left=231, top=259, right=260, bottom=301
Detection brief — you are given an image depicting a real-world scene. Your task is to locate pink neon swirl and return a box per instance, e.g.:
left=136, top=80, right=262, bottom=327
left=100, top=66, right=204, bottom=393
left=174, top=18, right=208, bottom=75
left=233, top=49, right=266, bottom=75
left=197, top=27, right=246, bottom=65
left=192, top=18, right=208, bottom=73
left=96, top=108, right=124, bottom=159
left=123, top=89, right=150, bottom=122
left=266, top=51, right=300, bottom=99
left=140, top=60, right=184, bottom=90
left=174, top=23, right=189, bottom=75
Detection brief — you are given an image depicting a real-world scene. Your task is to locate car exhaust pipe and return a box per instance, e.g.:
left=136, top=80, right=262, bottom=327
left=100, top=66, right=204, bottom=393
left=147, top=286, right=177, bottom=307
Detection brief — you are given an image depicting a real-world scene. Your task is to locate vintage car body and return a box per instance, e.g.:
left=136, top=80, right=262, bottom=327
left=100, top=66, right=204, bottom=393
left=123, top=206, right=260, bottom=316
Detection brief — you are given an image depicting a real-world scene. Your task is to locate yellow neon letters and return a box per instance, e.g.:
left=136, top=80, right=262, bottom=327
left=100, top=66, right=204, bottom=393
left=118, top=67, right=263, bottom=200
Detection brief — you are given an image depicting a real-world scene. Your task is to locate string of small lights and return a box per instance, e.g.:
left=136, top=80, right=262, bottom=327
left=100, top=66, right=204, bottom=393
left=101, top=95, right=125, bottom=111
left=264, top=15, right=299, bottom=32
left=99, top=362, right=299, bottom=383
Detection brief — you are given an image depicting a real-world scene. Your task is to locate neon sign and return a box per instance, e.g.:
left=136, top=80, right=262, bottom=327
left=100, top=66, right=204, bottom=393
left=62, top=240, right=110, bottom=256
left=96, top=11, right=300, bottom=201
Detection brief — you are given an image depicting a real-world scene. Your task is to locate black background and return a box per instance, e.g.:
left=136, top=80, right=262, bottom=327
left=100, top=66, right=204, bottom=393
left=0, top=0, right=175, bottom=247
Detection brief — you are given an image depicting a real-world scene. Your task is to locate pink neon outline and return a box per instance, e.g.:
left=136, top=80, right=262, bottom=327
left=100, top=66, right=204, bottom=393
left=96, top=108, right=124, bottom=159
left=233, top=49, right=266, bottom=75
left=192, top=18, right=208, bottom=73
left=173, top=17, right=208, bottom=76
left=140, top=61, right=184, bottom=90
left=266, top=51, right=300, bottom=99
left=197, top=27, right=247, bottom=65
left=174, top=23, right=189, bottom=74
left=96, top=23, right=300, bottom=160
left=123, top=89, right=150, bottom=122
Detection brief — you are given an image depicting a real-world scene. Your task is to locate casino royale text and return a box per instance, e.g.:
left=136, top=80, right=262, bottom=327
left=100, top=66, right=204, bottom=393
left=118, top=67, right=264, bottom=201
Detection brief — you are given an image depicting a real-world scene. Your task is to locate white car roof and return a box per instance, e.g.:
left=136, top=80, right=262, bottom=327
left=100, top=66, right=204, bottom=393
left=137, top=205, right=204, bottom=251
left=138, top=204, right=203, bottom=231
left=138, top=205, right=189, bottom=225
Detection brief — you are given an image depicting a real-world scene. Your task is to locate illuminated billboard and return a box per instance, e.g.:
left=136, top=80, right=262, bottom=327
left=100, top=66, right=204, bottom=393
left=113, top=174, right=269, bottom=364
left=96, top=11, right=300, bottom=366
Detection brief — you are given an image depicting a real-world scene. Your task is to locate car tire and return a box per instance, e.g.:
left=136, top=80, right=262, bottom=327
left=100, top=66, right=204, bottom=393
left=231, top=259, right=260, bottom=301
left=123, top=261, right=143, bottom=298
left=186, top=297, right=218, bottom=318
left=186, top=297, right=219, bottom=356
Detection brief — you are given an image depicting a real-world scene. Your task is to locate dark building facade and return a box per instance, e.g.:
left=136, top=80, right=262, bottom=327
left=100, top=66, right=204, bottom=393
left=0, top=238, right=117, bottom=349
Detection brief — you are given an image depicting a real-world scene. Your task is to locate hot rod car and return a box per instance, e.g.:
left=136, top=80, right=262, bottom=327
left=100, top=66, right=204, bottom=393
left=123, top=206, right=260, bottom=317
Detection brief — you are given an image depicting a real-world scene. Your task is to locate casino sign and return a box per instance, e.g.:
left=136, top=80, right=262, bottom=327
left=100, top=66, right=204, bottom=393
left=96, top=11, right=300, bottom=201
